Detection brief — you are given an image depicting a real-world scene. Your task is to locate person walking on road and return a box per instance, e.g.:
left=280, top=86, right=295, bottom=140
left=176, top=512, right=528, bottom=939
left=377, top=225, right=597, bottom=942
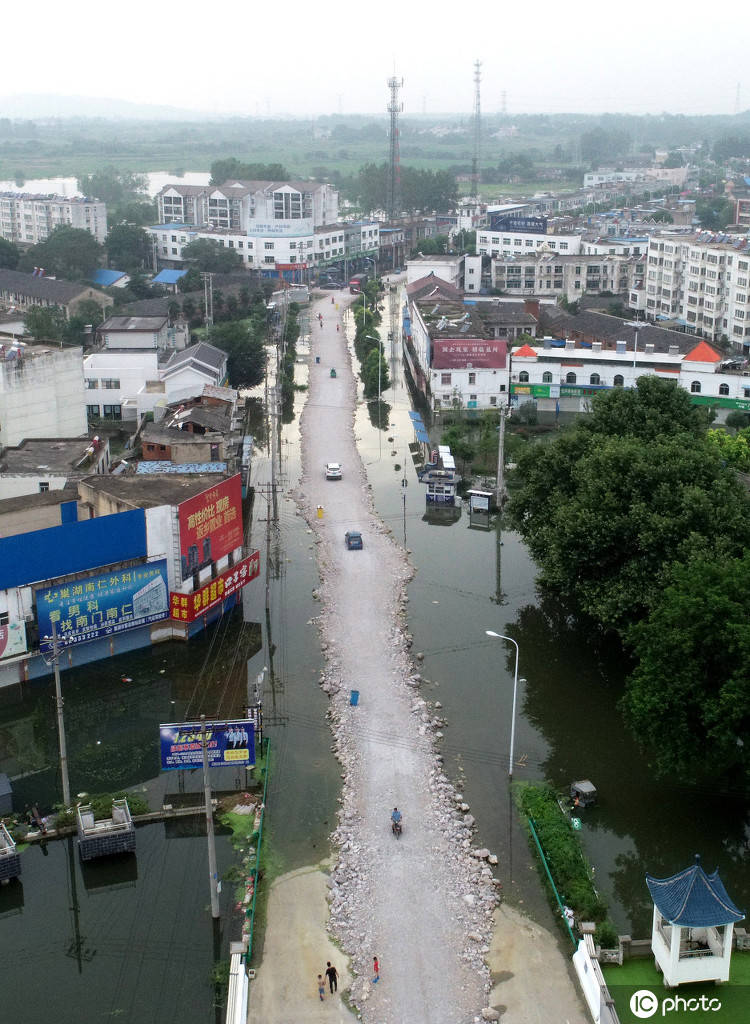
left=325, top=961, right=338, bottom=994
left=317, top=974, right=325, bottom=1001
left=372, top=956, right=380, bottom=983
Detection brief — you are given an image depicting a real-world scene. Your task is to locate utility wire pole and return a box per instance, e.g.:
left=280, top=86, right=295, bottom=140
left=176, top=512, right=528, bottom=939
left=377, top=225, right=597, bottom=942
left=496, top=404, right=508, bottom=508
left=51, top=619, right=71, bottom=807
left=201, top=716, right=220, bottom=919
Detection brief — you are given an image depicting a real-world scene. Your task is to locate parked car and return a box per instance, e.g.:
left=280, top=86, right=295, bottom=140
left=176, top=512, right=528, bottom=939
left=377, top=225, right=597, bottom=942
left=345, top=530, right=363, bottom=550
left=325, top=462, right=342, bottom=480
left=320, top=281, right=342, bottom=290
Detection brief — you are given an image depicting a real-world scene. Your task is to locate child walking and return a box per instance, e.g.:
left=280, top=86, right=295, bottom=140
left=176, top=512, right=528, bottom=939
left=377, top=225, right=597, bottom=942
left=317, top=974, right=325, bottom=1001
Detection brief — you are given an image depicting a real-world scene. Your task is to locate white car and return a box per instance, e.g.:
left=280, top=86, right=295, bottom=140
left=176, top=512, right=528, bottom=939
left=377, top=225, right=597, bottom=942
left=325, top=462, right=342, bottom=480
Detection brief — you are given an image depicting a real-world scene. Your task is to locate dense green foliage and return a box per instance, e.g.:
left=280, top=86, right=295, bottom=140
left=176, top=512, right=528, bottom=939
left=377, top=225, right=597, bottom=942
left=695, top=196, right=736, bottom=230
left=18, top=225, right=103, bottom=280
left=624, top=553, right=750, bottom=778
left=209, top=158, right=289, bottom=184
left=106, top=223, right=152, bottom=272
left=518, top=783, right=608, bottom=925
left=182, top=238, right=243, bottom=273
left=209, top=317, right=266, bottom=388
left=348, top=162, right=457, bottom=214
left=24, top=299, right=106, bottom=345
left=0, top=237, right=19, bottom=268
left=509, top=378, right=750, bottom=780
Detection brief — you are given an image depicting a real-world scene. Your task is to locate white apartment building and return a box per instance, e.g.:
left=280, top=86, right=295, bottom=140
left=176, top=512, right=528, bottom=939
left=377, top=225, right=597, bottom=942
left=491, top=252, right=640, bottom=302
left=477, top=229, right=582, bottom=258
left=638, top=233, right=750, bottom=346
left=0, top=193, right=107, bottom=245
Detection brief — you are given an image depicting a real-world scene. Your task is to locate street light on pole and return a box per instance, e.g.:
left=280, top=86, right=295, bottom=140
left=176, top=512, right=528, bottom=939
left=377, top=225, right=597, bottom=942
left=485, top=630, right=524, bottom=780
left=625, top=320, right=640, bottom=373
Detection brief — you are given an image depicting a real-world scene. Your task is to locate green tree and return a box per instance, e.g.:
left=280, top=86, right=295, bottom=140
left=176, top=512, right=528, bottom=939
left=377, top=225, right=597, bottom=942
left=649, top=210, right=673, bottom=223
left=18, top=226, right=103, bottom=280
left=209, top=320, right=266, bottom=388
left=623, top=553, right=750, bottom=778
left=24, top=304, right=66, bottom=342
left=181, top=238, right=242, bottom=273
left=209, top=159, right=289, bottom=185
left=77, top=167, right=147, bottom=205
left=0, top=237, right=20, bottom=269
left=106, top=224, right=151, bottom=273
left=362, top=346, right=390, bottom=399
left=178, top=266, right=202, bottom=293
left=695, top=197, right=735, bottom=231
left=663, top=151, right=684, bottom=168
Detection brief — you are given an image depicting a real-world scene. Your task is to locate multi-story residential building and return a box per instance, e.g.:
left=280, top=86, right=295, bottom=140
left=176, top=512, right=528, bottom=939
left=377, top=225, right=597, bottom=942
left=477, top=228, right=582, bottom=258
left=490, top=252, right=639, bottom=302
left=637, top=232, right=750, bottom=346
left=0, top=193, right=107, bottom=245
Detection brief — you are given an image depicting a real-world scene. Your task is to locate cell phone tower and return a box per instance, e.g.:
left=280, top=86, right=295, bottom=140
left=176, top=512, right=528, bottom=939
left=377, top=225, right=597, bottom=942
left=471, top=60, right=482, bottom=199
left=387, top=74, right=403, bottom=223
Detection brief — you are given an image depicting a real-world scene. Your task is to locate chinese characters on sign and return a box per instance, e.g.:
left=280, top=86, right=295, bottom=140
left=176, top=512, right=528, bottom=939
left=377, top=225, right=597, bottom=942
left=159, top=720, right=255, bottom=770
left=37, top=560, right=169, bottom=651
left=169, top=552, right=260, bottom=623
left=178, top=474, right=243, bottom=581
left=431, top=339, right=507, bottom=370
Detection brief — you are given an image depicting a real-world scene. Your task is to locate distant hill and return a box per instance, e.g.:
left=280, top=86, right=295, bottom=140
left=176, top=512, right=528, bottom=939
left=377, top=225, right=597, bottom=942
left=0, top=94, right=206, bottom=121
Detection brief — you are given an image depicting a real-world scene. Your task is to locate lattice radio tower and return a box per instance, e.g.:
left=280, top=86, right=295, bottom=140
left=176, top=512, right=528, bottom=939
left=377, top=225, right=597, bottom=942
left=387, top=75, right=403, bottom=223
left=471, top=60, right=482, bottom=198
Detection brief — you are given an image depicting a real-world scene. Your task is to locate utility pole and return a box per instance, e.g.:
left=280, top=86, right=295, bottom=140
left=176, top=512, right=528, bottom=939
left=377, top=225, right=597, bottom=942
left=201, top=716, right=220, bottom=919
left=496, top=404, right=508, bottom=508
left=387, top=74, right=404, bottom=224
left=51, top=619, right=71, bottom=807
left=201, top=272, right=214, bottom=331
left=471, top=60, right=482, bottom=200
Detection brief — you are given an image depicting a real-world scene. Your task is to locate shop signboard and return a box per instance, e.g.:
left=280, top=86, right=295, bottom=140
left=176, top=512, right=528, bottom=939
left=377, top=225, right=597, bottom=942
left=0, top=620, right=27, bottom=659
left=169, top=552, right=260, bottom=623
left=178, top=475, right=243, bottom=581
left=159, top=719, right=255, bottom=770
left=432, top=338, right=507, bottom=370
left=38, top=560, right=169, bottom=652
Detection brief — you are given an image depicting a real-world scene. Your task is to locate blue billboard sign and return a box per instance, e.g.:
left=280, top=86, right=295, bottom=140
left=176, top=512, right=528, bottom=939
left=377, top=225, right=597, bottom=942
left=38, top=559, right=169, bottom=651
left=489, top=215, right=548, bottom=234
left=159, top=720, right=255, bottom=770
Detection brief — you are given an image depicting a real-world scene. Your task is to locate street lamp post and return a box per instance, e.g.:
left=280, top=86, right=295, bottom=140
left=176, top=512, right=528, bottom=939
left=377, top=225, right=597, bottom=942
left=485, top=630, right=521, bottom=780
left=625, top=319, right=640, bottom=372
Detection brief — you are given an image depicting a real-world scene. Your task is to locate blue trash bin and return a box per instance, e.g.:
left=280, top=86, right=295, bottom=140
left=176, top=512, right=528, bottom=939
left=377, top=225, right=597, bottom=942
left=349, top=689, right=360, bottom=706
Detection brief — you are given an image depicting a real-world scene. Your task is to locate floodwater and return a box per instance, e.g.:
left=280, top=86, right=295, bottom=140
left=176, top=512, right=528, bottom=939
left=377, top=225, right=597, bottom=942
left=0, top=171, right=210, bottom=199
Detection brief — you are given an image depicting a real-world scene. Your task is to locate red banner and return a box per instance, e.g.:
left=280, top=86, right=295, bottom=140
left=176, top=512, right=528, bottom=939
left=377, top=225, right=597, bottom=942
left=170, top=552, right=260, bottom=623
left=178, top=474, right=243, bottom=578
left=431, top=338, right=507, bottom=369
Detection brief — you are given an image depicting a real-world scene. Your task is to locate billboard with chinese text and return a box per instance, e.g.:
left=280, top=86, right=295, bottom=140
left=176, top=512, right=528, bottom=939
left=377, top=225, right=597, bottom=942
left=37, top=560, right=169, bottom=651
left=170, top=552, right=260, bottom=623
left=159, top=720, right=255, bottom=770
left=432, top=338, right=507, bottom=370
left=178, top=475, right=243, bottom=581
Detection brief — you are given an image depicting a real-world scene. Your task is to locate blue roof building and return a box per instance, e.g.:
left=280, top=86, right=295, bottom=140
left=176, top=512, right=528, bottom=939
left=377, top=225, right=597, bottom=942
left=91, top=269, right=130, bottom=288
left=647, top=855, right=745, bottom=987
left=153, top=269, right=188, bottom=286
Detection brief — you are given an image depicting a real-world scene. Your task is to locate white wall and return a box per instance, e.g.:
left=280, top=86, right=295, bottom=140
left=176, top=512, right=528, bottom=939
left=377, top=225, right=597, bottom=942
left=84, top=350, right=159, bottom=417
left=430, top=366, right=508, bottom=410
left=0, top=475, right=69, bottom=500
left=0, top=348, right=87, bottom=447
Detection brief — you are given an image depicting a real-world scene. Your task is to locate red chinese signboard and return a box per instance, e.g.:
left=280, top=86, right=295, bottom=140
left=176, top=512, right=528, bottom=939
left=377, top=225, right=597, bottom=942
left=178, top=474, right=243, bottom=579
left=431, top=338, right=507, bottom=370
left=170, top=552, right=260, bottom=623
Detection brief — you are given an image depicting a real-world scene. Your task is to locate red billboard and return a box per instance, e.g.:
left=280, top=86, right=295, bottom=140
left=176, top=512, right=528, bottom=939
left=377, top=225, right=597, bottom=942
left=178, top=474, right=243, bottom=579
left=170, top=552, right=260, bottom=622
left=431, top=338, right=507, bottom=370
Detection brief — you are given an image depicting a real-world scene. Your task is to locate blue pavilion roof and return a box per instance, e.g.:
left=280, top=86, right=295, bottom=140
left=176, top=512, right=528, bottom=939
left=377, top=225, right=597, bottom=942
left=646, top=857, right=745, bottom=928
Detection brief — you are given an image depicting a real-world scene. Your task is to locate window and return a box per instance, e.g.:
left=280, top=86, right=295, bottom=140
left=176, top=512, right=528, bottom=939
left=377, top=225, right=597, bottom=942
left=264, top=242, right=275, bottom=250
left=87, top=404, right=100, bottom=417
left=719, top=383, right=730, bottom=395
left=39, top=481, right=49, bottom=492
left=102, top=404, right=122, bottom=420
left=264, top=256, right=275, bottom=264
left=100, top=379, right=120, bottom=389
left=469, top=394, right=477, bottom=401
left=518, top=371, right=529, bottom=383
left=690, top=380, right=701, bottom=393
left=441, top=373, right=452, bottom=385
left=542, top=371, right=553, bottom=383
left=86, top=378, right=98, bottom=389
left=613, top=375, right=624, bottom=387
left=565, top=372, right=577, bottom=384
left=590, top=373, right=601, bottom=386
left=468, top=372, right=476, bottom=385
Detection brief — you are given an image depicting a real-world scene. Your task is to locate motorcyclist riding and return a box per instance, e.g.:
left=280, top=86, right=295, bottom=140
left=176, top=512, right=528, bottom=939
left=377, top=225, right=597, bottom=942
left=391, top=806, right=402, bottom=836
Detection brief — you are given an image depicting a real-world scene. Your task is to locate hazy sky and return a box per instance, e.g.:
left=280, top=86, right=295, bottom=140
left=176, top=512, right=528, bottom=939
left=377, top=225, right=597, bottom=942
left=5, top=0, right=748, bottom=118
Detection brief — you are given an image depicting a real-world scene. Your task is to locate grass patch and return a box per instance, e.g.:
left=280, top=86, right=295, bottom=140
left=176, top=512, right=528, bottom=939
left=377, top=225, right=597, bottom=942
left=603, top=953, right=750, bottom=1023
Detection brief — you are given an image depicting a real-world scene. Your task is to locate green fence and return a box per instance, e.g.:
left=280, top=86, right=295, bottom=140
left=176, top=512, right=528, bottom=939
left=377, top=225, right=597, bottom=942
left=527, top=815, right=577, bottom=947
left=245, top=736, right=270, bottom=961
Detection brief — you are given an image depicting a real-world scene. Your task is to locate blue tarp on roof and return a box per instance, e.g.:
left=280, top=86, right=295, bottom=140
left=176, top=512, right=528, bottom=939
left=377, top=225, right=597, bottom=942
left=408, top=411, right=424, bottom=423
left=153, top=269, right=188, bottom=285
left=91, top=268, right=127, bottom=287
left=646, top=857, right=745, bottom=927
left=415, top=428, right=430, bottom=443
left=136, top=461, right=227, bottom=474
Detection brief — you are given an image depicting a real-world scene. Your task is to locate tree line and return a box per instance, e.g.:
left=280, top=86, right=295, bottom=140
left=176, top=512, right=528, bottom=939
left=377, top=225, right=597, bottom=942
left=507, top=377, right=750, bottom=784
